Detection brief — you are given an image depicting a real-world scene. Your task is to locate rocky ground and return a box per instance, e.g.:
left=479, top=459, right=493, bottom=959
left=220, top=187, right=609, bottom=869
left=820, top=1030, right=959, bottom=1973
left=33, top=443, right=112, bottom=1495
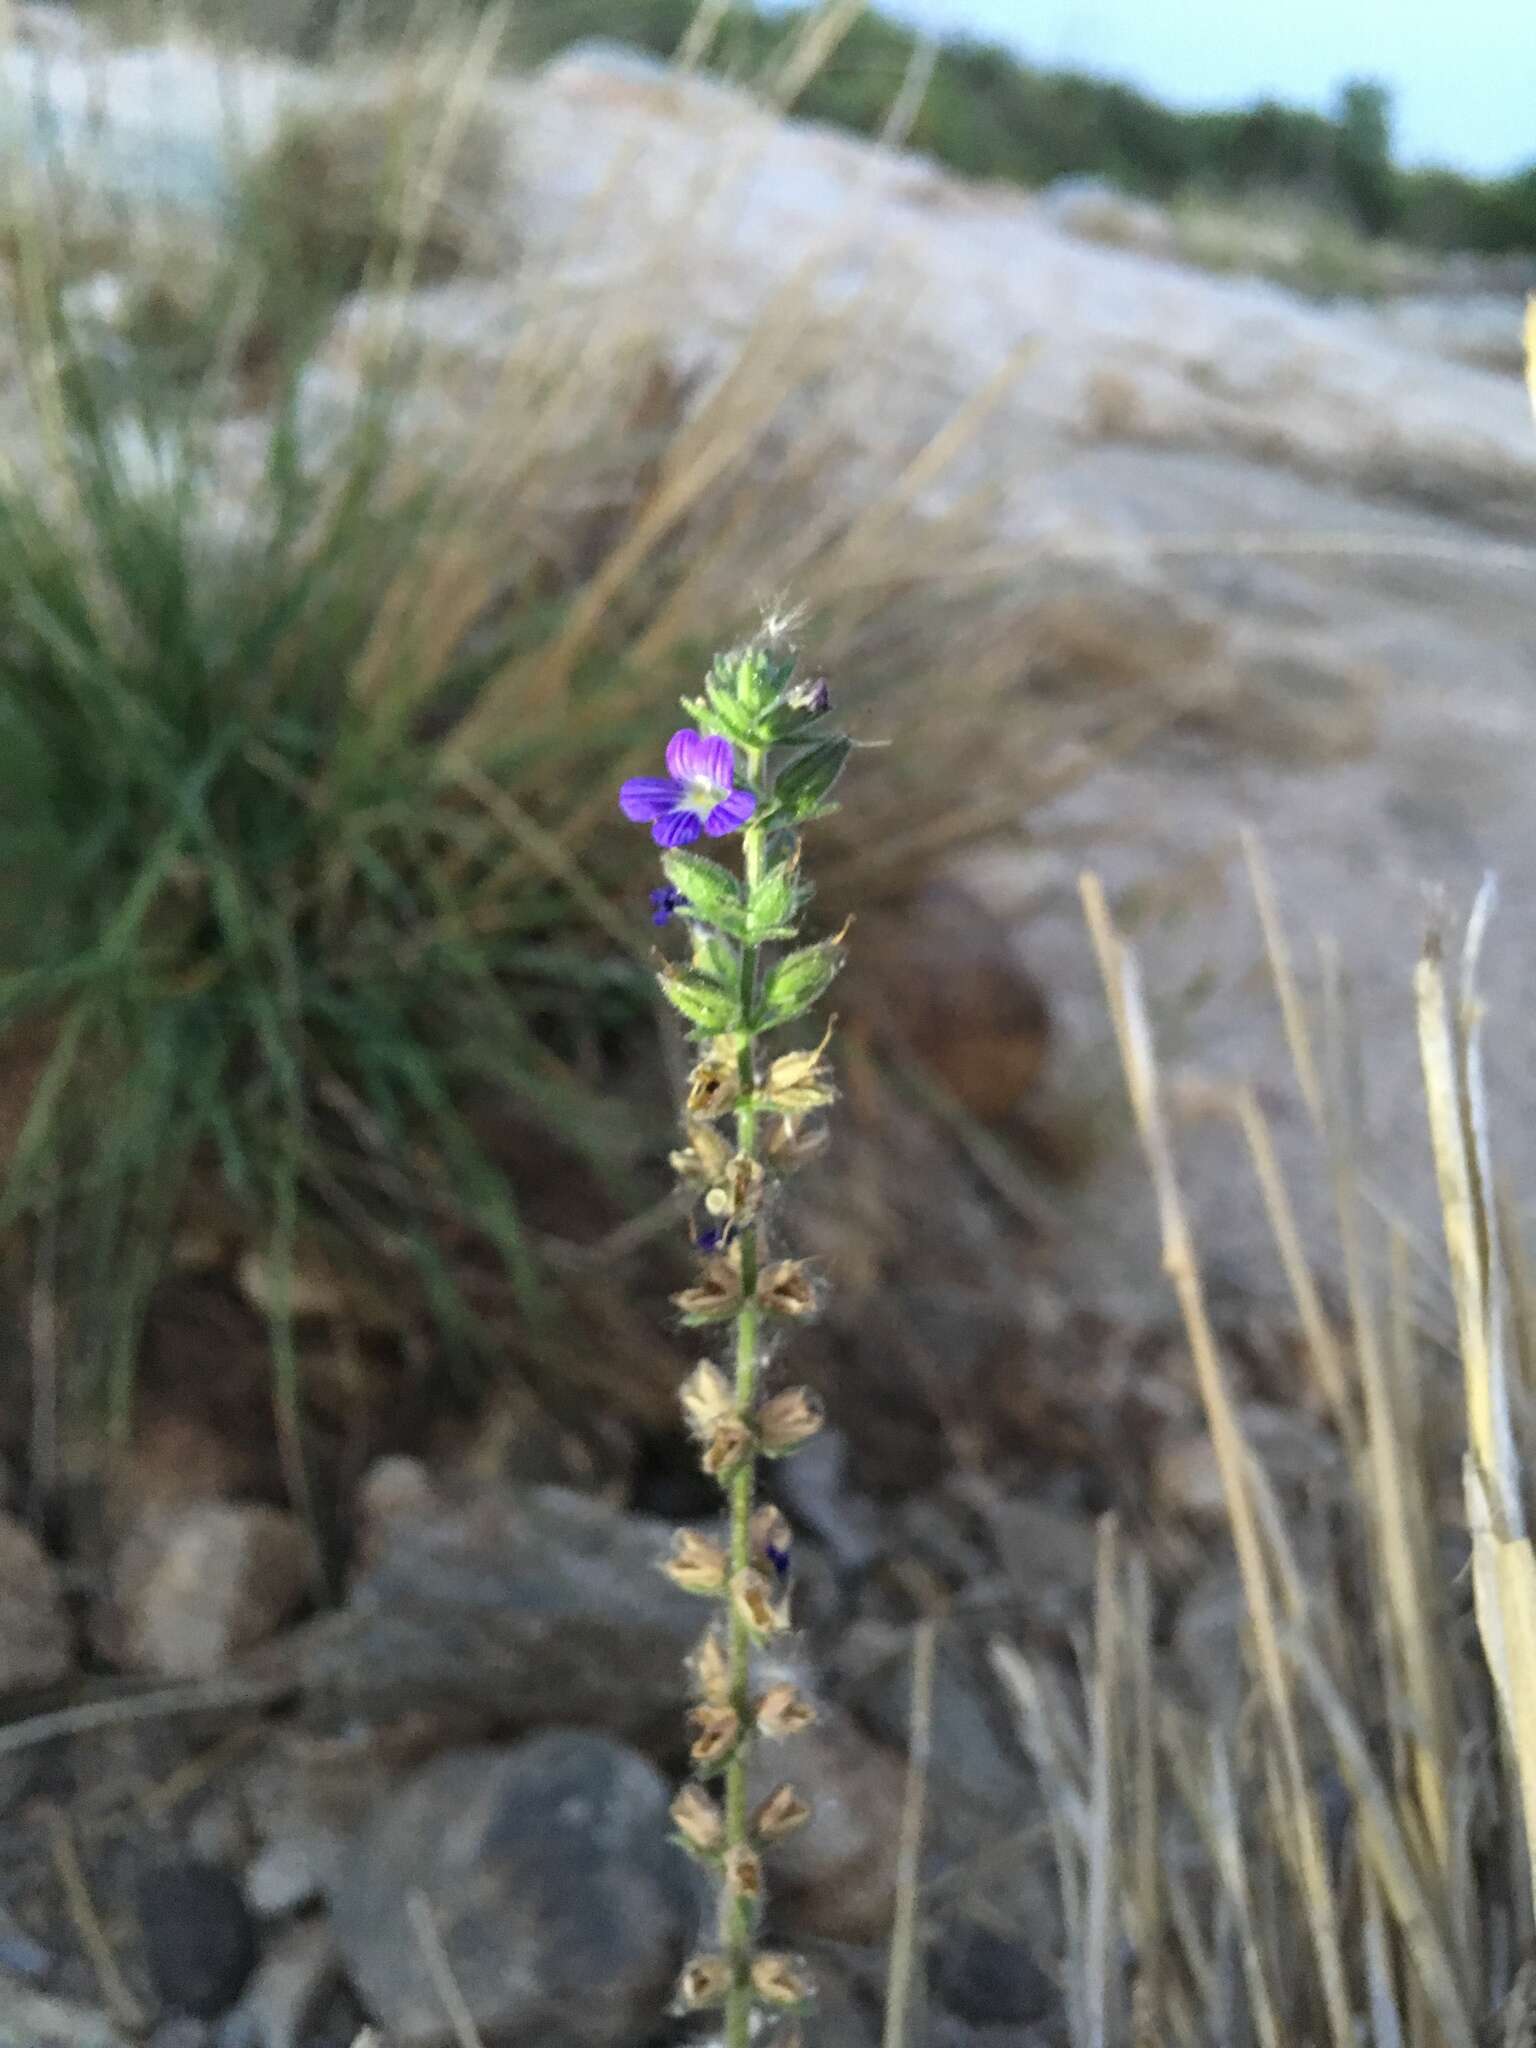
left=1, top=11, right=1535, bottom=2046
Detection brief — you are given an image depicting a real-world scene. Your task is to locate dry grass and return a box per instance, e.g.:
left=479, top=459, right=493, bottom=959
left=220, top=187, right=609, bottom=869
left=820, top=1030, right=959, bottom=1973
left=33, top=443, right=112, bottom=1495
left=973, top=846, right=1536, bottom=2047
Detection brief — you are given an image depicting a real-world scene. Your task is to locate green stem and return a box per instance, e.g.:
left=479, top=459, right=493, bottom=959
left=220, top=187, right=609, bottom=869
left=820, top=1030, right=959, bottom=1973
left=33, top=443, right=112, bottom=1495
left=723, top=750, right=768, bottom=2048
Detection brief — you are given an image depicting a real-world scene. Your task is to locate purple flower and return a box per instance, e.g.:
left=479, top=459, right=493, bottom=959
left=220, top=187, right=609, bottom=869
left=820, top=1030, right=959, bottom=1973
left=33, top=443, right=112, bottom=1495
left=789, top=675, right=831, bottom=716
left=649, top=885, right=688, bottom=927
left=619, top=729, right=757, bottom=848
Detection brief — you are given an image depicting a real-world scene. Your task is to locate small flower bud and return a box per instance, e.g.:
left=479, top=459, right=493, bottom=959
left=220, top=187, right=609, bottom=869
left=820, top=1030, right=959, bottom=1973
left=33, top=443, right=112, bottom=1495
left=688, top=1701, right=741, bottom=1768
left=732, top=1567, right=789, bottom=1640
left=677, top=1955, right=732, bottom=2011
left=755, top=1682, right=817, bottom=1740
left=670, top=1783, right=725, bottom=1855
left=688, top=1628, right=732, bottom=1704
left=670, top=1120, right=732, bottom=1185
left=662, top=1528, right=729, bottom=1596
left=687, top=1055, right=740, bottom=1118
left=752, top=1953, right=814, bottom=2009
left=757, top=1386, right=825, bottom=1455
left=756, top=1259, right=817, bottom=1319
left=787, top=674, right=831, bottom=715
left=723, top=1844, right=764, bottom=1902
left=679, top=1359, right=735, bottom=1441
left=675, top=1252, right=743, bottom=1323
left=701, top=1415, right=754, bottom=1480
left=749, top=1503, right=793, bottom=1584
left=752, top=1782, right=812, bottom=1843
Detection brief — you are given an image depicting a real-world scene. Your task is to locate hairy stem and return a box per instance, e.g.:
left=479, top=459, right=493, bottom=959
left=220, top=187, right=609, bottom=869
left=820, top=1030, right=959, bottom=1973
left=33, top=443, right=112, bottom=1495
left=724, top=749, right=768, bottom=2048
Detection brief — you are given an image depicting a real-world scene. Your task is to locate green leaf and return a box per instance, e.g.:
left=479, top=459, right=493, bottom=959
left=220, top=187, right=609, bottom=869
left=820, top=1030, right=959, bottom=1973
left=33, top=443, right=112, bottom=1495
left=661, top=850, right=746, bottom=935
left=772, top=738, right=851, bottom=822
left=659, top=966, right=742, bottom=1035
left=745, top=861, right=807, bottom=943
left=757, top=937, right=845, bottom=1030
left=691, top=931, right=739, bottom=987
left=684, top=690, right=760, bottom=750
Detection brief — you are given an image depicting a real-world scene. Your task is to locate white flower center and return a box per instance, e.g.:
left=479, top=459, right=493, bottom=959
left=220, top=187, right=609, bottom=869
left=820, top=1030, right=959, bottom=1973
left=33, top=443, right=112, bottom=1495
left=683, top=774, right=725, bottom=817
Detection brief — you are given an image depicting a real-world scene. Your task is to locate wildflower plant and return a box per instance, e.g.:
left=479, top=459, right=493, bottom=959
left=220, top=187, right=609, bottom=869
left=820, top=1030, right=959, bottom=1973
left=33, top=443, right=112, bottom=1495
left=621, top=642, right=848, bottom=2046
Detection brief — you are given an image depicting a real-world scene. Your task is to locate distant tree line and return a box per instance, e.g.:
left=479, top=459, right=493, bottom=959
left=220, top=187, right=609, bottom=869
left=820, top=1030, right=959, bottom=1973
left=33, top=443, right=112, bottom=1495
left=506, top=2, right=1536, bottom=259
left=76, top=0, right=1536, bottom=258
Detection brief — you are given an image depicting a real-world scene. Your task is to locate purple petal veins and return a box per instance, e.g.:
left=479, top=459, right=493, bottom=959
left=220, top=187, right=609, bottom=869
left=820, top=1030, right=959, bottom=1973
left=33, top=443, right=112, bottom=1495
left=704, top=788, right=757, bottom=836
left=619, top=776, right=682, bottom=823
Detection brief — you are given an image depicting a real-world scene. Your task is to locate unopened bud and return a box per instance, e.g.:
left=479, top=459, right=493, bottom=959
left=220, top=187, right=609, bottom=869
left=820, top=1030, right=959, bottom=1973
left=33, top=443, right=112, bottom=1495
left=752, top=1953, right=814, bottom=2009
left=755, top=1682, right=816, bottom=1740
left=701, top=1415, right=753, bottom=1480
left=670, top=1783, right=725, bottom=1855
left=675, top=1253, right=743, bottom=1323
left=752, top=1782, right=812, bottom=1843
left=723, top=1844, right=764, bottom=1902
left=756, top=1260, right=817, bottom=1319
left=757, top=1387, right=824, bottom=1455
left=677, top=1955, right=732, bottom=2010
left=689, top=1628, right=732, bottom=1704
left=732, top=1567, right=789, bottom=1641
left=663, top=1528, right=729, bottom=1596
left=688, top=1701, right=741, bottom=1767
left=679, top=1359, right=735, bottom=1441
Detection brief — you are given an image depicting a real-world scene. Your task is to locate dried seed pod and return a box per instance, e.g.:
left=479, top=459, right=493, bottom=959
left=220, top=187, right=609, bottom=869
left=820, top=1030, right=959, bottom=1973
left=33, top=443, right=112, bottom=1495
left=688, top=1702, right=741, bottom=1768
left=689, top=1629, right=732, bottom=1705
left=670, top=1120, right=733, bottom=1186
left=749, top=1503, right=793, bottom=1584
left=732, top=1567, right=789, bottom=1641
left=687, top=1054, right=740, bottom=1118
left=751, top=1953, right=814, bottom=2008
left=701, top=1415, right=753, bottom=1480
left=751, top=1782, right=812, bottom=1844
left=761, top=1034, right=837, bottom=1115
left=679, top=1359, right=735, bottom=1441
left=723, top=1844, right=764, bottom=1902
left=663, top=1528, right=729, bottom=1596
left=677, top=1955, right=732, bottom=2011
left=671, top=1784, right=726, bottom=1856
left=755, top=1682, right=817, bottom=1740
left=766, top=1117, right=829, bottom=1172
left=757, top=1387, right=825, bottom=1455
left=756, top=1260, right=817, bottom=1319
left=675, top=1253, right=744, bottom=1323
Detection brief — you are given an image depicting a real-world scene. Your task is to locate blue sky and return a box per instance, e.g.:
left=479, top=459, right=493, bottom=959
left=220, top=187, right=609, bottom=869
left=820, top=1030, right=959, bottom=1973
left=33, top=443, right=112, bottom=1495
left=885, top=0, right=1536, bottom=176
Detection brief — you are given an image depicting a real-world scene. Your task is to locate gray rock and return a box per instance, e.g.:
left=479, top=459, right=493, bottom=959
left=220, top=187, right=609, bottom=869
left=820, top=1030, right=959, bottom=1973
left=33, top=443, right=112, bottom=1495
left=282, top=1485, right=700, bottom=1747
left=0, top=1509, right=75, bottom=1694
left=330, top=1732, right=700, bottom=2048
left=848, top=1624, right=1031, bottom=1821
left=138, top=1861, right=257, bottom=2020
left=772, top=1429, right=885, bottom=1576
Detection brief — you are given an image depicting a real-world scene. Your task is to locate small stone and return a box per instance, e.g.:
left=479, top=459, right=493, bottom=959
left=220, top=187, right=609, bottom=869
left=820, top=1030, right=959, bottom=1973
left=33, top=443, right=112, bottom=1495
left=99, top=1503, right=311, bottom=1678
left=0, top=1509, right=75, bottom=1694
left=244, top=1837, right=326, bottom=1919
left=330, top=1733, right=701, bottom=2048
left=138, top=1861, right=258, bottom=2020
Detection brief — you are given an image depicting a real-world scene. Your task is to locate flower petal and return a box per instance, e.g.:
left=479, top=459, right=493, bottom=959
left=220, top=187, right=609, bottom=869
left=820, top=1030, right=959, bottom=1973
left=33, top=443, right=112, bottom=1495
left=655, top=808, right=704, bottom=848
left=704, top=787, right=756, bottom=836
left=620, top=775, right=683, bottom=823
left=667, top=729, right=734, bottom=790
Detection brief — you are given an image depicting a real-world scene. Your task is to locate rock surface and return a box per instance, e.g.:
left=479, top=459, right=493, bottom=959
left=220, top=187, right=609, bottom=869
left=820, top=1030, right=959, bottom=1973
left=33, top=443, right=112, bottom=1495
left=281, top=1483, right=700, bottom=1745
left=98, top=1503, right=311, bottom=1679
left=0, top=1510, right=74, bottom=1693
left=329, top=1733, right=698, bottom=2048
